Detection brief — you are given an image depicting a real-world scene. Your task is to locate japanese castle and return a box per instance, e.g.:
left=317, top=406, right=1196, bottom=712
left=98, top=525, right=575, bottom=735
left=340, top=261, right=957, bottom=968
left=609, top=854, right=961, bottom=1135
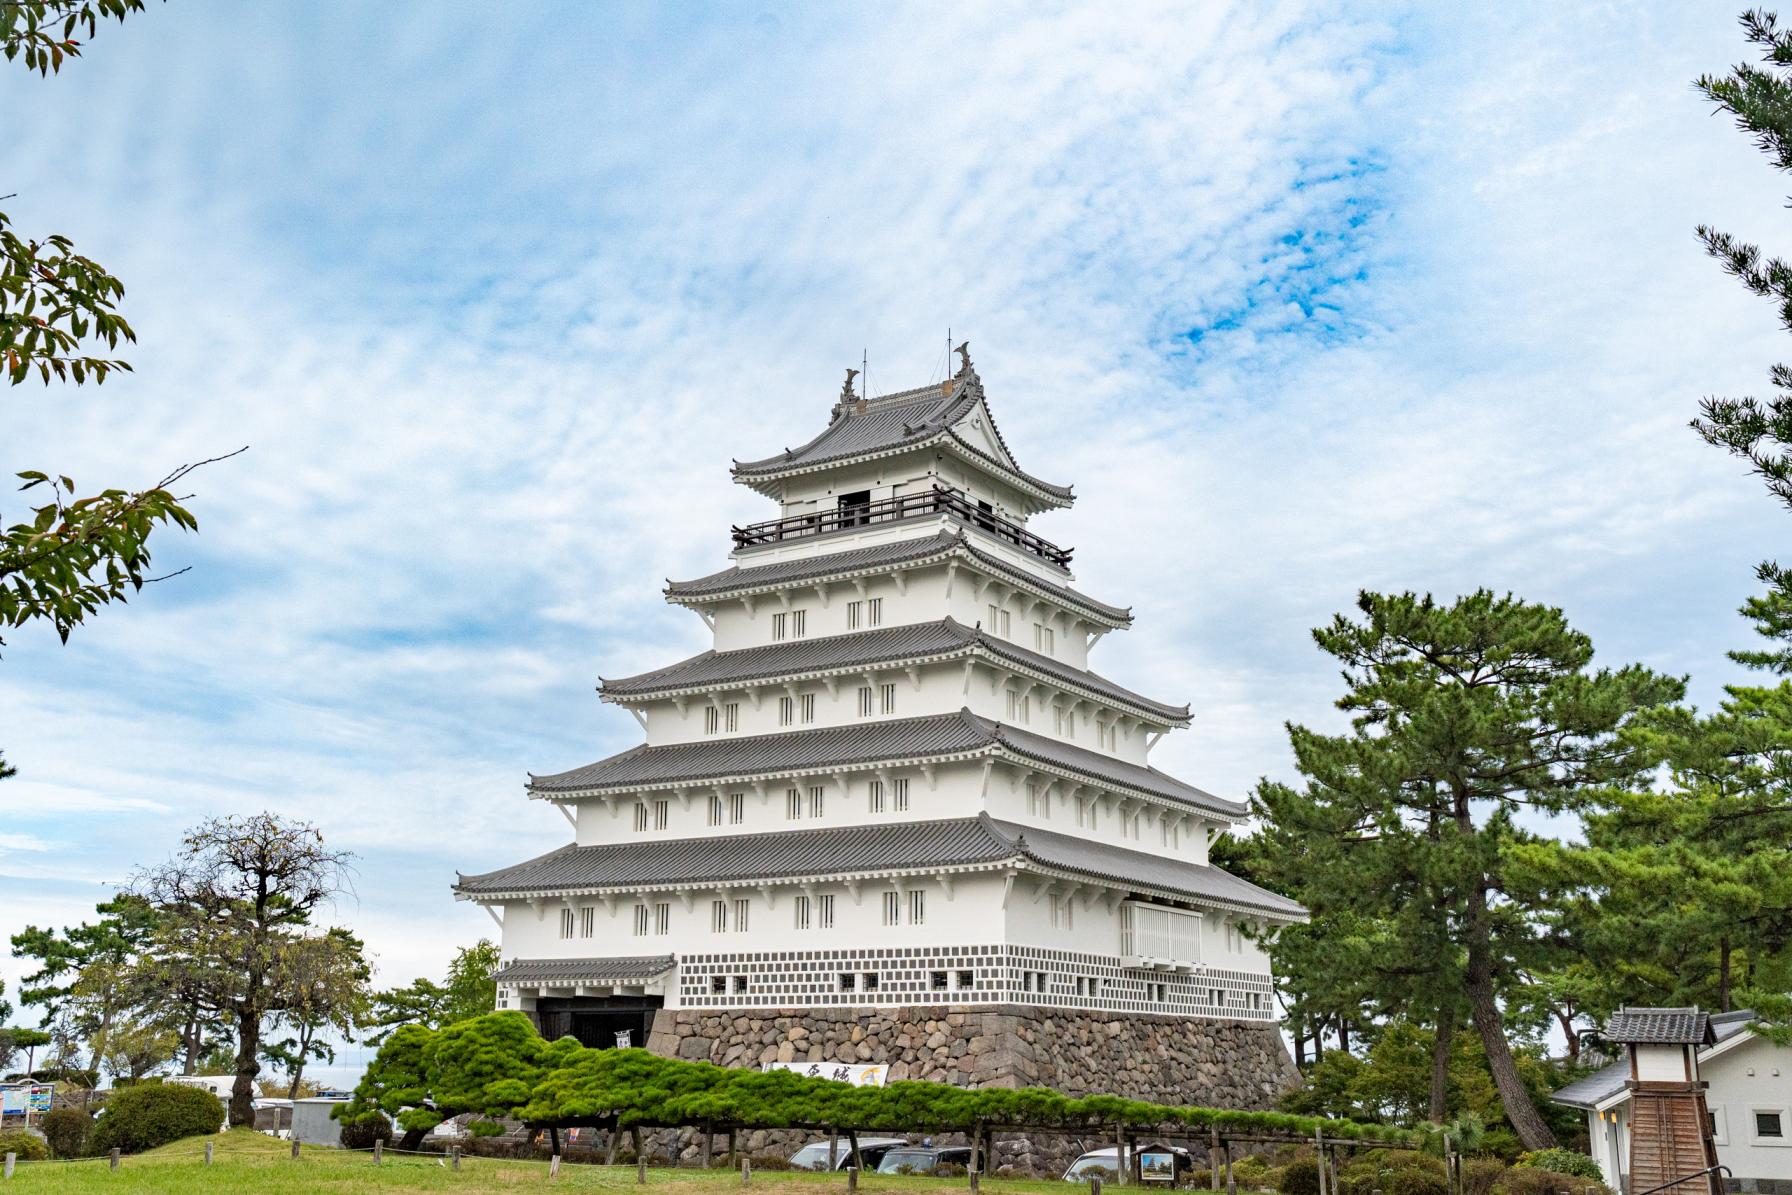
left=455, top=351, right=1304, bottom=1049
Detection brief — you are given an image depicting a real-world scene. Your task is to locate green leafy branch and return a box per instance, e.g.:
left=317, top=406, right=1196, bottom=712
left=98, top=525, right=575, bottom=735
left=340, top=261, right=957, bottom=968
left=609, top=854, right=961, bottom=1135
left=0, top=1, right=147, bottom=75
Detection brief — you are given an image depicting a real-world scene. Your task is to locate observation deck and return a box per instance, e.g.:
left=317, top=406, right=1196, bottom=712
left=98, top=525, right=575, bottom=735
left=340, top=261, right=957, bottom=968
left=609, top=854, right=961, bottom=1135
left=731, top=485, right=1072, bottom=568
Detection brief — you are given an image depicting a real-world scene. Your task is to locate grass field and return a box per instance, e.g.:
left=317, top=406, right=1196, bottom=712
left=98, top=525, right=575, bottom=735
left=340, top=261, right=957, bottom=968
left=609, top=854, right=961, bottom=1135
left=2, top=1129, right=1087, bottom=1194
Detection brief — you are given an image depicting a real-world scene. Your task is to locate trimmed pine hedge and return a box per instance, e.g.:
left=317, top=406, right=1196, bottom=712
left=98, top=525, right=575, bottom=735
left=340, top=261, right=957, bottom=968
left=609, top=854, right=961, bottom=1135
left=338, top=1012, right=1421, bottom=1145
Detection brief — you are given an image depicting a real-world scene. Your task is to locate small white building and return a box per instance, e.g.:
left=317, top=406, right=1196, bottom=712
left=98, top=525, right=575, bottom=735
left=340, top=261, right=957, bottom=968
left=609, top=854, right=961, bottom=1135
left=167, top=1074, right=236, bottom=1098
left=1554, top=1010, right=1792, bottom=1194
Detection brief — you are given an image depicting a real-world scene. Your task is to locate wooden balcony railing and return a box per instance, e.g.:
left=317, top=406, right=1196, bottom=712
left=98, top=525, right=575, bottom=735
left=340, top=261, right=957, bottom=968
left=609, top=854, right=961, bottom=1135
left=731, top=485, right=1072, bottom=567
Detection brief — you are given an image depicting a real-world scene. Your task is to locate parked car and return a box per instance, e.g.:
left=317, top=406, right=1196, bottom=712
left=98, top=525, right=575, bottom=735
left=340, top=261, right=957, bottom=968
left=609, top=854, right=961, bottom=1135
left=789, top=1137, right=909, bottom=1171
left=876, top=1145, right=976, bottom=1175
left=1063, top=1144, right=1195, bottom=1184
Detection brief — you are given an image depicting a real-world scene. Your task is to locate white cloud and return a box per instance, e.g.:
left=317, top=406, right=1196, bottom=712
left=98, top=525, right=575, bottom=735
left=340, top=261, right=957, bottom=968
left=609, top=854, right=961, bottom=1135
left=0, top=0, right=1783, bottom=1018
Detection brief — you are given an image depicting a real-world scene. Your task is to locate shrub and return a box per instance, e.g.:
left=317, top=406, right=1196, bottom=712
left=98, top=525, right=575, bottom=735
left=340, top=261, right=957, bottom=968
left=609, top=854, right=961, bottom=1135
left=1280, top=1157, right=1322, bottom=1195
left=1338, top=1151, right=1447, bottom=1195
left=339, top=1116, right=392, bottom=1150
left=1517, top=1151, right=1602, bottom=1181
left=1476, top=1129, right=1525, bottom=1164
left=0, top=1129, right=50, bottom=1161
left=468, top=1119, right=505, bottom=1138
left=1232, top=1153, right=1279, bottom=1189
left=1493, top=1167, right=1609, bottom=1195
left=88, top=1083, right=224, bottom=1155
left=1463, top=1158, right=1508, bottom=1195
left=39, top=1108, right=89, bottom=1159
left=746, top=1150, right=792, bottom=1171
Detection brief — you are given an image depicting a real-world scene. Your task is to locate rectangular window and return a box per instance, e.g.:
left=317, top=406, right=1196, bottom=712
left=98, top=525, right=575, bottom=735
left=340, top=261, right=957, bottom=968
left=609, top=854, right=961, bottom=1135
left=1005, top=691, right=1030, bottom=722
left=955, top=970, right=974, bottom=990
left=867, top=597, right=882, bottom=626
left=882, top=890, right=900, bottom=927
left=779, top=695, right=794, bottom=726
left=1035, top=624, right=1054, bottom=654
left=632, top=802, right=649, bottom=832
left=799, top=693, right=815, bottom=723
left=632, top=904, right=649, bottom=937
left=1758, top=1111, right=1785, bottom=1138
left=1050, top=894, right=1073, bottom=930
left=793, top=895, right=811, bottom=930
left=879, top=683, right=896, bottom=714
left=771, top=612, right=788, bottom=640
left=653, top=799, right=669, bottom=831
left=893, top=777, right=909, bottom=811
left=1054, top=707, right=1070, bottom=736
left=558, top=907, right=574, bottom=939
left=732, top=975, right=747, bottom=994
left=858, top=686, right=873, bottom=717
left=791, top=609, right=807, bottom=638
left=707, top=793, right=724, bottom=826
left=786, top=788, right=802, bottom=820
left=723, top=702, right=739, bottom=733
left=654, top=902, right=670, bottom=934
left=986, top=605, right=1011, bottom=637
left=847, top=600, right=862, bottom=630
left=704, top=706, right=720, bottom=735
left=868, top=779, right=885, bottom=812
left=818, top=893, right=835, bottom=928
left=728, top=792, right=744, bottom=824
left=1210, top=988, right=1226, bottom=1008
left=863, top=971, right=880, bottom=992
left=929, top=970, right=948, bottom=990
left=579, top=906, right=595, bottom=938
left=908, top=889, right=926, bottom=925
left=711, top=900, right=728, bottom=933
left=838, top=972, right=856, bottom=992
left=710, top=975, right=727, bottom=994
left=807, top=785, right=825, bottom=818
left=732, top=898, right=749, bottom=932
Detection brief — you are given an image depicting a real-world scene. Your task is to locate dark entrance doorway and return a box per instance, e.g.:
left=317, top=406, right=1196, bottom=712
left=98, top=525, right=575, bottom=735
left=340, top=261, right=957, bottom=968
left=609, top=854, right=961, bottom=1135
left=532, top=995, right=662, bottom=1050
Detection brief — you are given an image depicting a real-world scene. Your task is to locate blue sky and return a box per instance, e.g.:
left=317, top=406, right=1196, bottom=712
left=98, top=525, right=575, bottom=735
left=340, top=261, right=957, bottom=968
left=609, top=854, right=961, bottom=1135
left=2, top=2, right=1788, bottom=1081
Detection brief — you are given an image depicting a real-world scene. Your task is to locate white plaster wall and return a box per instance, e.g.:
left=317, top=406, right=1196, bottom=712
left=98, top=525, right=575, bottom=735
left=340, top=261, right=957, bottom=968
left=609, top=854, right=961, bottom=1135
left=497, top=872, right=1011, bottom=963
left=1635, top=1043, right=1692, bottom=1083
left=1706, top=1036, right=1792, bottom=1181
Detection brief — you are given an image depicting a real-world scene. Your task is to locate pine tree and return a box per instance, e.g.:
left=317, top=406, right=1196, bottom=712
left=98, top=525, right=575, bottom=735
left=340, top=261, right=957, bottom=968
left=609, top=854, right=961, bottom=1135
left=1254, top=590, right=1682, bottom=1150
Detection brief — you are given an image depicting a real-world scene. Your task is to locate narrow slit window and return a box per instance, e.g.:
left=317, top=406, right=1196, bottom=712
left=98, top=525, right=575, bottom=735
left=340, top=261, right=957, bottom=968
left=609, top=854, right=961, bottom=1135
left=881, top=890, right=899, bottom=926
left=654, top=902, right=670, bottom=934
left=579, top=906, right=595, bottom=937
left=732, top=898, right=749, bottom=932
left=908, top=889, right=926, bottom=925
left=867, top=598, right=882, bottom=625
left=807, top=784, right=825, bottom=817
left=728, top=792, right=744, bottom=824
left=868, top=780, right=885, bottom=812
left=847, top=600, right=862, bottom=630
left=632, top=904, right=648, bottom=937
left=786, top=788, right=802, bottom=820
left=799, top=693, right=815, bottom=723
left=711, top=900, right=728, bottom=933
left=653, top=799, right=669, bottom=831
left=779, top=696, right=794, bottom=726
left=818, top=894, right=835, bottom=928
left=558, top=908, right=574, bottom=939
left=793, top=895, right=811, bottom=930
left=879, top=683, right=896, bottom=714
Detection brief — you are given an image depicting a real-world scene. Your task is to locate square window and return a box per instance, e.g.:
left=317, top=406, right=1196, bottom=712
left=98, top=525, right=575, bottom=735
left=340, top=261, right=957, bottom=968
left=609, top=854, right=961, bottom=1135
left=838, top=972, right=856, bottom=992
left=929, top=971, right=948, bottom=990
left=732, top=975, right=748, bottom=994
left=710, top=975, right=727, bottom=994
left=1757, top=1111, right=1784, bottom=1138
left=863, top=972, right=880, bottom=991
left=956, top=970, right=974, bottom=989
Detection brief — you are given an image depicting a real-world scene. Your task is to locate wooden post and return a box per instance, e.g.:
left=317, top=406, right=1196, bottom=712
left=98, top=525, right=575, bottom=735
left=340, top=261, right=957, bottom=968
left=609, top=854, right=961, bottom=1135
left=205, top=1142, right=214, bottom=1166
left=291, top=1137, right=301, bottom=1159
left=849, top=1128, right=864, bottom=1172
left=742, top=1158, right=752, bottom=1186
left=971, top=1167, right=981, bottom=1195
left=606, top=1126, right=620, bottom=1166
left=638, top=1151, right=648, bottom=1184
left=848, top=1166, right=859, bottom=1191
left=452, top=1147, right=461, bottom=1171
left=702, top=1122, right=714, bottom=1169
left=632, top=1126, right=644, bottom=1167
left=1092, top=1175, right=1103, bottom=1195
left=1313, top=1131, right=1326, bottom=1195
left=374, top=1139, right=384, bottom=1165
left=1115, top=1124, right=1128, bottom=1187
left=1225, top=1140, right=1236, bottom=1195
left=109, top=1148, right=121, bottom=1171
left=829, top=1126, right=840, bottom=1171
left=973, top=1119, right=985, bottom=1176
left=3, top=1153, right=13, bottom=1179
left=727, top=1127, right=737, bottom=1167
left=553, top=1154, right=563, bottom=1178
left=1211, top=1126, right=1222, bottom=1190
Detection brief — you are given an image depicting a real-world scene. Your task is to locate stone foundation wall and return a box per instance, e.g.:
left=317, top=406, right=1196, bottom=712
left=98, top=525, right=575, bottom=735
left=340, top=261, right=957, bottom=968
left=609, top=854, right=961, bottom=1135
left=644, top=1004, right=1299, bottom=1175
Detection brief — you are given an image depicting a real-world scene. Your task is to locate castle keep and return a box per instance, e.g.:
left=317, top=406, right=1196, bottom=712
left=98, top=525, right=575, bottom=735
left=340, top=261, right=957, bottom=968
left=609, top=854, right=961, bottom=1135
left=453, top=353, right=1303, bottom=1110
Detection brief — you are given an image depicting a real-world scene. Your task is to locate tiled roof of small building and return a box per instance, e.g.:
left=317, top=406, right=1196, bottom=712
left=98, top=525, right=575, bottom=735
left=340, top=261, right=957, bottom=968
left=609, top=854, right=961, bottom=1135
left=1550, top=1059, right=1629, bottom=1110
left=665, top=530, right=1132, bottom=625
left=454, top=814, right=1304, bottom=920
left=525, top=707, right=1239, bottom=817
left=491, top=955, right=676, bottom=985
left=1605, top=1007, right=1714, bottom=1045
left=600, top=617, right=1189, bottom=722
left=730, top=373, right=1073, bottom=501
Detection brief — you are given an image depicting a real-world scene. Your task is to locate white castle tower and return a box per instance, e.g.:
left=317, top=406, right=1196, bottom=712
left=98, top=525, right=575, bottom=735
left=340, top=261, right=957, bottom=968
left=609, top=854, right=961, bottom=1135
left=455, top=352, right=1304, bottom=1067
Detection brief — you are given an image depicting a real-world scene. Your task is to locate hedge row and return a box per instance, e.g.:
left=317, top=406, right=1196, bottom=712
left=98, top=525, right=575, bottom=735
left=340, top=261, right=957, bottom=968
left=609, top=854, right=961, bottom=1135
left=338, top=1012, right=1421, bottom=1146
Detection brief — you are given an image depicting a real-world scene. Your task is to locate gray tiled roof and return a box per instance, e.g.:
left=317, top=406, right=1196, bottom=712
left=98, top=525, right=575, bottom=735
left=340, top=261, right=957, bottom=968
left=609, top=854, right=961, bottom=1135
left=1549, top=1059, right=1629, bottom=1110
left=526, top=707, right=1242, bottom=817
left=990, top=820, right=1306, bottom=919
left=492, top=955, right=675, bottom=985
left=454, top=814, right=1304, bottom=921
left=665, top=530, right=1132, bottom=625
left=456, top=816, right=1017, bottom=895
left=1605, top=1007, right=1714, bottom=1045
left=600, top=618, right=1189, bottom=722
left=731, top=374, right=1073, bottom=501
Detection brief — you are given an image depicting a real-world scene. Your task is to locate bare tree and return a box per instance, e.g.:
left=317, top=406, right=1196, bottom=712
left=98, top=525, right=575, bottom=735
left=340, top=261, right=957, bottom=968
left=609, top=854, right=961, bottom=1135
left=131, top=814, right=352, bottom=1126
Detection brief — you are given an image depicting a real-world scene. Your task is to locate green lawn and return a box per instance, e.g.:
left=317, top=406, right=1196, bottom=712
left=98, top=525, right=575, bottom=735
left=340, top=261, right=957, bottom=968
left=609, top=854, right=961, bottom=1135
left=3, top=1129, right=1089, bottom=1194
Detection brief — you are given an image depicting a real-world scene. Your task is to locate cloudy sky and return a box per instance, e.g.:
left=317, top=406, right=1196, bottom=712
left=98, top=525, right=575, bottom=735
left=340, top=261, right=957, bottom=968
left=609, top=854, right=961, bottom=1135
left=3, top=1, right=1788, bottom=1081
